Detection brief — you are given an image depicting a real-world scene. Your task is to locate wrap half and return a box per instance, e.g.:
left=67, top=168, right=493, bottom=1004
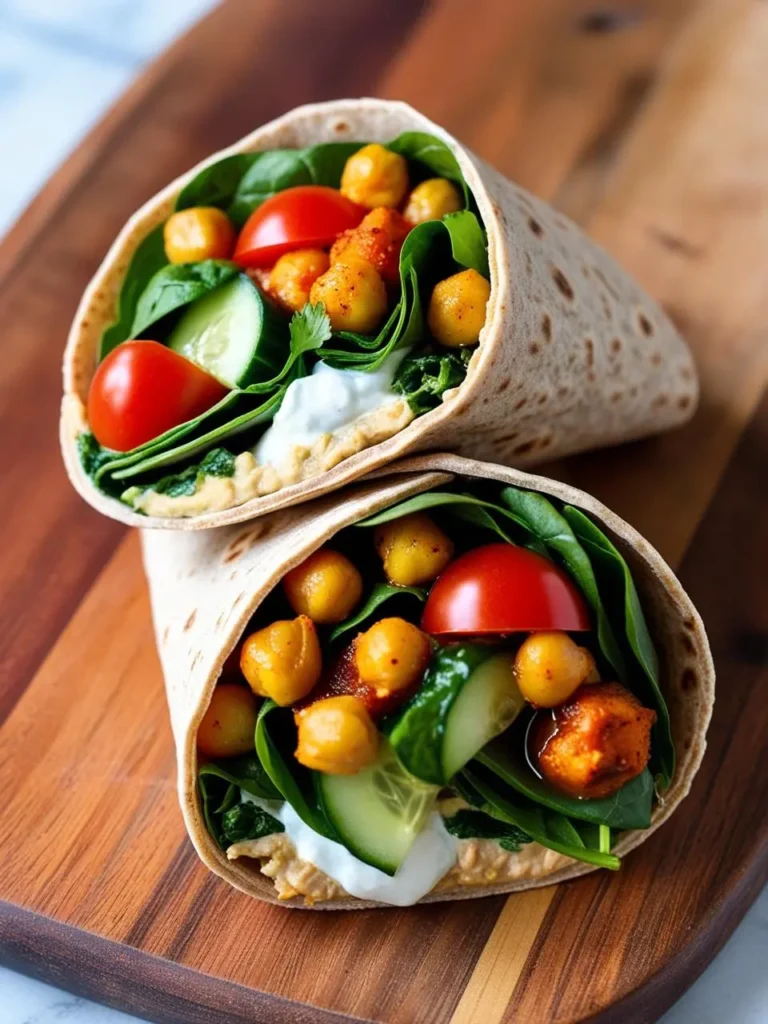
left=142, top=454, right=714, bottom=908
left=63, top=99, right=697, bottom=529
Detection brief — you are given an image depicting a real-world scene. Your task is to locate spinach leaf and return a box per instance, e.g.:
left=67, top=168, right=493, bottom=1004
left=99, top=226, right=167, bottom=359
left=442, top=808, right=531, bottom=852
left=228, top=142, right=363, bottom=225
left=392, top=349, right=471, bottom=415
left=148, top=447, right=236, bottom=498
left=77, top=432, right=116, bottom=477
left=443, top=210, right=489, bottom=278
left=356, top=490, right=534, bottom=537
left=198, top=754, right=281, bottom=801
left=562, top=506, right=674, bottom=787
left=330, top=583, right=426, bottom=642
left=500, top=487, right=627, bottom=677
left=388, top=132, right=469, bottom=203
left=130, top=259, right=239, bottom=337
left=477, top=734, right=653, bottom=830
left=255, top=700, right=337, bottom=840
left=221, top=802, right=283, bottom=844
left=459, top=766, right=621, bottom=870
left=176, top=153, right=258, bottom=212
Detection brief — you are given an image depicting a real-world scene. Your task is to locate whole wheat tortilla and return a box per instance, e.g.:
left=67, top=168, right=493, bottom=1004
left=142, top=453, right=714, bottom=909
left=63, top=99, right=698, bottom=530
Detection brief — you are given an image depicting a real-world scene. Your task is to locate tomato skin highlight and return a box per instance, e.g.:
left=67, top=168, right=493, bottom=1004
left=87, top=340, right=229, bottom=452
left=233, top=185, right=366, bottom=268
left=421, top=543, right=590, bottom=636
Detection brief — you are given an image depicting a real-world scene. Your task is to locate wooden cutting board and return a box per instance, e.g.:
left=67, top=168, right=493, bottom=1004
left=1, top=1, right=766, bottom=1021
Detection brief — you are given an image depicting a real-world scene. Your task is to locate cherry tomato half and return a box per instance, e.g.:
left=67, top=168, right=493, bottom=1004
left=233, top=185, right=365, bottom=268
left=87, top=340, right=228, bottom=452
left=421, top=543, right=590, bottom=636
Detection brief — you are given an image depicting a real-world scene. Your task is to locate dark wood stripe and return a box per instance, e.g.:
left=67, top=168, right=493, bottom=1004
left=0, top=0, right=427, bottom=727
left=0, top=901, right=372, bottom=1024
left=506, top=385, right=768, bottom=1023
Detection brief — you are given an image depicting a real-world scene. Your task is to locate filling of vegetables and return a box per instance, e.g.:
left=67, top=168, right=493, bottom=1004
left=197, top=481, right=671, bottom=881
left=79, top=135, right=491, bottom=509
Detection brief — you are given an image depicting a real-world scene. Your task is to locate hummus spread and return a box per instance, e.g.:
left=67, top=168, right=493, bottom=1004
left=123, top=397, right=414, bottom=518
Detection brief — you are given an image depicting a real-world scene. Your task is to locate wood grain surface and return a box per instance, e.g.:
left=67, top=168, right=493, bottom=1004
left=0, top=1, right=766, bottom=1022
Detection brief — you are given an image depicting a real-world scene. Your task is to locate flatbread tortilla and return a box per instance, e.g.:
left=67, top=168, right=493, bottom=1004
left=63, top=99, right=697, bottom=529
left=142, top=454, right=714, bottom=908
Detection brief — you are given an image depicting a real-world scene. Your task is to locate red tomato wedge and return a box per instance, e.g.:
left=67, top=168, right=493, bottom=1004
left=422, top=543, right=590, bottom=636
left=233, top=185, right=365, bottom=268
left=87, top=340, right=228, bottom=452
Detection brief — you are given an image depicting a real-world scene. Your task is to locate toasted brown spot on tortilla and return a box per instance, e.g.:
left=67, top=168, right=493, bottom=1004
left=497, top=378, right=511, bottom=393
left=537, top=393, right=548, bottom=405
left=512, top=439, right=535, bottom=456
left=529, top=342, right=540, bottom=355
left=184, top=611, right=196, bottom=632
left=684, top=617, right=696, bottom=631
left=650, top=352, right=662, bottom=366
left=585, top=338, right=594, bottom=367
left=334, top=120, right=349, bottom=133
left=637, top=311, right=654, bottom=337
left=587, top=371, right=596, bottom=382
left=557, top=386, right=569, bottom=399
left=678, top=395, right=692, bottom=411
left=552, top=267, right=574, bottom=300
left=514, top=397, right=527, bottom=411
left=681, top=366, right=693, bottom=381
left=681, top=668, right=696, bottom=691
left=542, top=313, right=552, bottom=341
left=653, top=394, right=669, bottom=407
left=610, top=338, right=622, bottom=354
left=629, top=386, right=639, bottom=397
left=527, top=216, right=544, bottom=237
left=496, top=431, right=519, bottom=445
left=681, top=633, right=696, bottom=655
left=611, top=391, right=623, bottom=403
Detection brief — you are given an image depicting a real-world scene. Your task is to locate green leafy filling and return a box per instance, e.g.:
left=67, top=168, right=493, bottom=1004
left=393, top=349, right=472, bottom=414
left=221, top=802, right=284, bottom=845
left=442, top=808, right=531, bottom=853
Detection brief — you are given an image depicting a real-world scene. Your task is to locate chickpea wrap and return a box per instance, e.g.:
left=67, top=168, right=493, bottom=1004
left=63, top=99, right=698, bottom=530
left=142, top=454, right=713, bottom=909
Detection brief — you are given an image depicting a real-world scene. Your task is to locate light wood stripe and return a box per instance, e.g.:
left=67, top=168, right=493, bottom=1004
left=449, top=888, right=556, bottom=1024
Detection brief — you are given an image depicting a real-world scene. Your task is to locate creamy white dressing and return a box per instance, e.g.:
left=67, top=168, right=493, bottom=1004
left=241, top=791, right=458, bottom=907
left=253, top=350, right=407, bottom=470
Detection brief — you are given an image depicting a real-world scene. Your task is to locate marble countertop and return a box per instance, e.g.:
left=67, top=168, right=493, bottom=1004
left=0, top=1, right=764, bottom=1021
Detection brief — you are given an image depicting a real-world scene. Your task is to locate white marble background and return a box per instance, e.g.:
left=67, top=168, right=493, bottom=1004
left=0, top=1, right=765, bottom=1021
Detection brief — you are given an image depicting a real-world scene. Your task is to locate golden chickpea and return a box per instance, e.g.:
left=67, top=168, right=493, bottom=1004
left=355, top=618, right=432, bottom=694
left=309, top=259, right=387, bottom=334
left=428, top=269, right=491, bottom=347
left=164, top=207, right=235, bottom=264
left=375, top=512, right=454, bottom=587
left=340, top=144, right=409, bottom=209
left=295, top=696, right=379, bottom=774
left=197, top=683, right=258, bottom=758
left=514, top=632, right=597, bottom=708
left=240, top=615, right=321, bottom=706
left=283, top=548, right=363, bottom=625
left=268, top=249, right=330, bottom=313
left=403, top=178, right=463, bottom=225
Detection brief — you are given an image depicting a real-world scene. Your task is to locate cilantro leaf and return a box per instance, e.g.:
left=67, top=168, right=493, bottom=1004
left=289, top=302, right=332, bottom=356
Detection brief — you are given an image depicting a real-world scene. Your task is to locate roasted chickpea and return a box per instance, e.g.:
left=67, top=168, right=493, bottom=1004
left=283, top=548, right=363, bottom=624
left=355, top=618, right=432, bottom=694
left=240, top=615, right=321, bottom=706
left=403, top=178, right=463, bottom=225
left=535, top=682, right=656, bottom=798
left=341, top=144, right=409, bottom=209
left=268, top=249, right=330, bottom=312
left=164, top=207, right=235, bottom=264
left=375, top=512, right=454, bottom=586
left=295, top=695, right=379, bottom=774
left=309, top=259, right=387, bottom=333
left=515, top=632, right=597, bottom=708
left=428, top=269, right=491, bottom=347
left=197, top=683, right=258, bottom=758
left=330, top=207, right=410, bottom=283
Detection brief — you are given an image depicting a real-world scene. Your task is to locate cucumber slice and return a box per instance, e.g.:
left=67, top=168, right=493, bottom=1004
left=441, top=652, right=525, bottom=781
left=317, top=741, right=438, bottom=875
left=390, top=645, right=525, bottom=785
left=168, top=274, right=287, bottom=388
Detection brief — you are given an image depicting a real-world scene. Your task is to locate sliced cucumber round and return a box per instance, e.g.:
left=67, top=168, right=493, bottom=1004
left=168, top=274, right=287, bottom=388
left=441, top=651, right=525, bottom=781
left=390, top=645, right=525, bottom=785
left=317, top=741, right=438, bottom=875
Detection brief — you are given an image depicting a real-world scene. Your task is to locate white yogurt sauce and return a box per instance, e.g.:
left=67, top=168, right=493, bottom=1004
left=253, top=350, right=407, bottom=470
left=242, top=791, right=458, bottom=907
